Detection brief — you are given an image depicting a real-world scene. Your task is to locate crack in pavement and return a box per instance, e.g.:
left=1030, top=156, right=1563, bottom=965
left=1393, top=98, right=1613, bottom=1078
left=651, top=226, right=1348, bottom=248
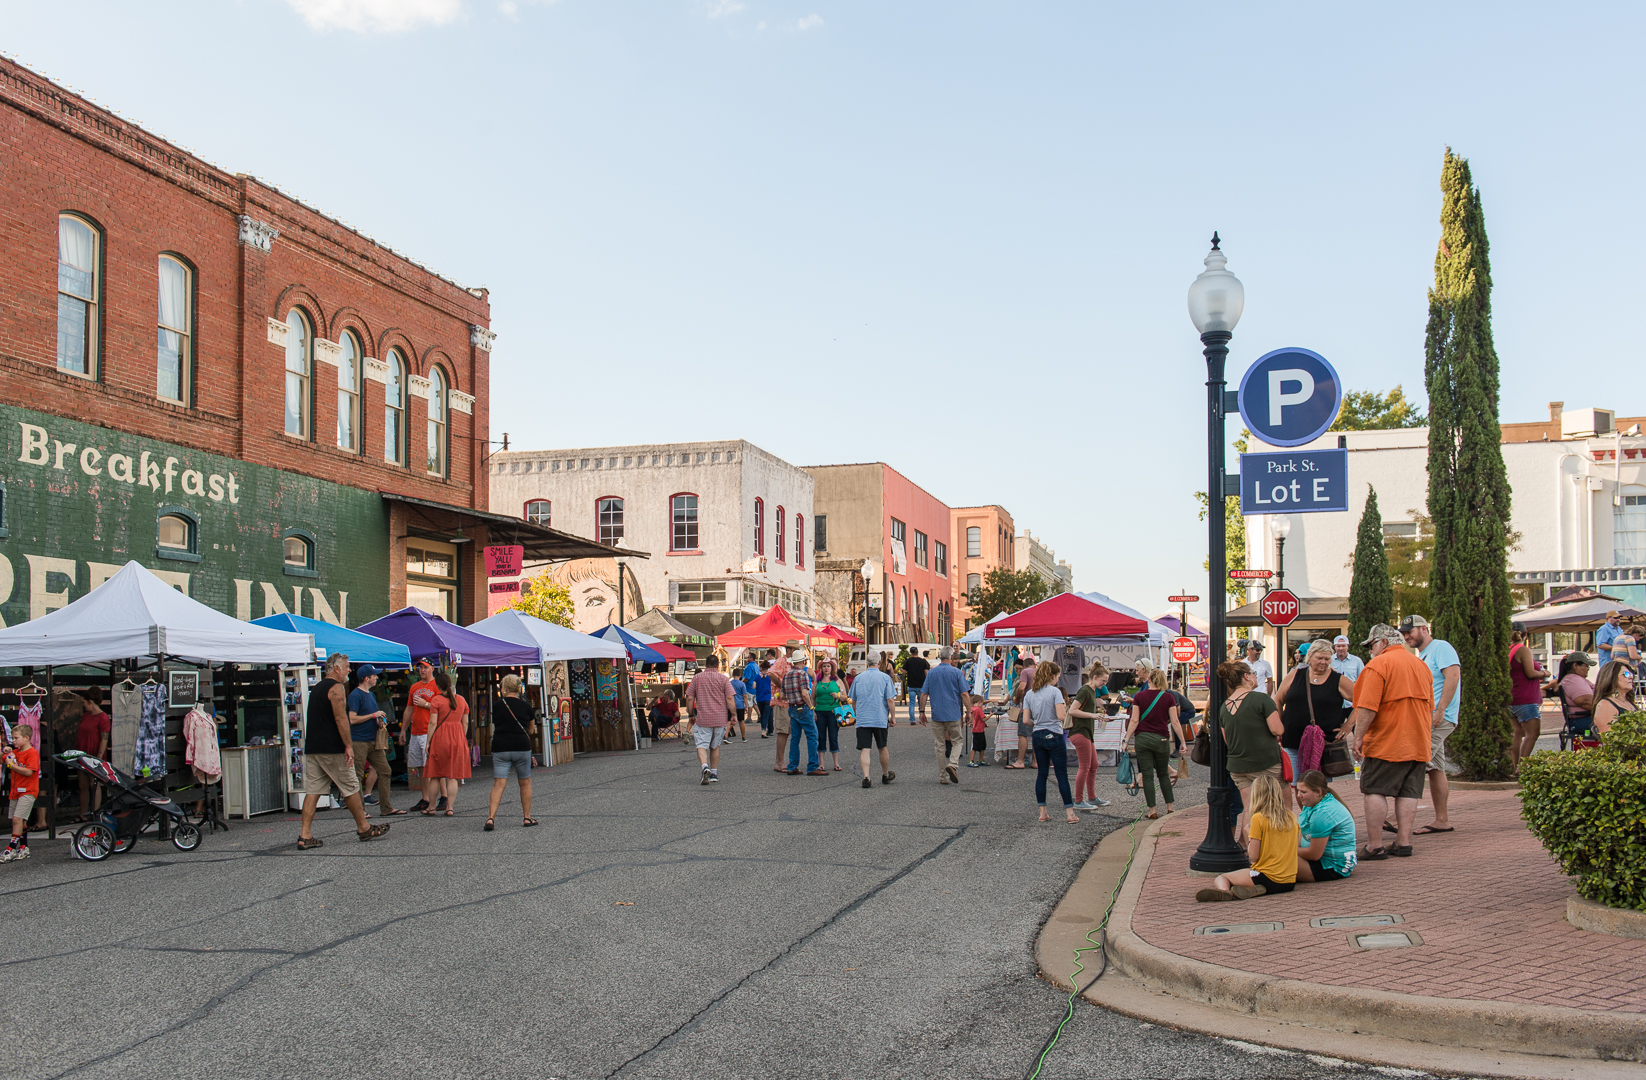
left=602, top=822, right=975, bottom=1080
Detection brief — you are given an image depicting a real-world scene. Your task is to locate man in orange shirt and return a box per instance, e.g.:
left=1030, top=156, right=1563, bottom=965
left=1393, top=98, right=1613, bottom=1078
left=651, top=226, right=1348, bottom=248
left=1349, top=624, right=1433, bottom=859
left=399, top=659, right=439, bottom=813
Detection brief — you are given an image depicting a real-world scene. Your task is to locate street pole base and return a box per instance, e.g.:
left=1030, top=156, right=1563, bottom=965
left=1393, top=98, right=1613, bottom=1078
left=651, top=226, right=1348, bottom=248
left=1188, top=847, right=1251, bottom=875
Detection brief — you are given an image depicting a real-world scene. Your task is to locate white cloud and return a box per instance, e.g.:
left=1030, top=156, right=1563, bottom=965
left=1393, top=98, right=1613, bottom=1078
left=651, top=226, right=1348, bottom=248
left=797, top=13, right=823, bottom=30
left=706, top=0, right=745, bottom=16
left=499, top=0, right=518, bottom=15
left=283, top=0, right=464, bottom=33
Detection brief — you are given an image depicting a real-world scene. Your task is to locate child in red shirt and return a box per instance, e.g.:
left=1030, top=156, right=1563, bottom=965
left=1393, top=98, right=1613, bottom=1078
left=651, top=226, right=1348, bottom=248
left=967, top=697, right=990, bottom=767
left=4, top=724, right=40, bottom=862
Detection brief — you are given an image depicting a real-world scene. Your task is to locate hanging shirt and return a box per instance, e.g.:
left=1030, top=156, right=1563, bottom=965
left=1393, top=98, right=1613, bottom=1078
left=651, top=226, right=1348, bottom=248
left=183, top=707, right=221, bottom=782
left=134, top=683, right=169, bottom=778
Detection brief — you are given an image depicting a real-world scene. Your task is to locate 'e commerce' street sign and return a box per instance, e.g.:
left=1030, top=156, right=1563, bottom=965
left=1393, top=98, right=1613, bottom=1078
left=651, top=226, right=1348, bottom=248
left=1238, top=449, right=1348, bottom=515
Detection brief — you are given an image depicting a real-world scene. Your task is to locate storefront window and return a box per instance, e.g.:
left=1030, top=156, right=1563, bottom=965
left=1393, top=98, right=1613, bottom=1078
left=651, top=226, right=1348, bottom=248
left=406, top=540, right=457, bottom=620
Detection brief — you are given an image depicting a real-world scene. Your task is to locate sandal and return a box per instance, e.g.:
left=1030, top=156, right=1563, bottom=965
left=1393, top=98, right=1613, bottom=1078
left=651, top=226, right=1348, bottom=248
left=484, top=818, right=495, bottom=832
left=444, top=810, right=454, bottom=817
left=522, top=817, right=539, bottom=828
left=420, top=809, right=438, bottom=816
left=1360, top=845, right=1388, bottom=860
left=296, top=836, right=324, bottom=850
left=382, top=808, right=408, bottom=816
left=356, top=823, right=390, bottom=842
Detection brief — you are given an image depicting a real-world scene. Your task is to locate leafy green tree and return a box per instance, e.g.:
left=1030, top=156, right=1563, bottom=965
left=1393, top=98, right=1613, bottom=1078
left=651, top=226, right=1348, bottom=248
left=1424, top=149, right=1515, bottom=780
left=509, top=572, right=576, bottom=628
left=1384, top=510, right=1435, bottom=624
left=1347, top=487, right=1394, bottom=659
left=967, top=567, right=1050, bottom=619
left=1196, top=430, right=1250, bottom=604
left=1332, top=387, right=1428, bottom=431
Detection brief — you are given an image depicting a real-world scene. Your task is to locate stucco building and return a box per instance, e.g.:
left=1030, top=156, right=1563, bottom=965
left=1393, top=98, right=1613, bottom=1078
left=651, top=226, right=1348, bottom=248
left=489, top=440, right=817, bottom=637
left=951, top=504, right=1015, bottom=629
left=1014, top=529, right=1071, bottom=593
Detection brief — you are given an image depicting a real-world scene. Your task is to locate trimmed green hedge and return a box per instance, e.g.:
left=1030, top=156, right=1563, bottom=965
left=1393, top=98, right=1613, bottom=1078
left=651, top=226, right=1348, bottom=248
left=1520, top=712, right=1646, bottom=911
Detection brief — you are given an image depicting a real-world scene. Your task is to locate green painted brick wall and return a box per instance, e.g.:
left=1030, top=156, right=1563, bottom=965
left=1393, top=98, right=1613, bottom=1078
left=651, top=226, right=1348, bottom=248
left=0, top=404, right=389, bottom=628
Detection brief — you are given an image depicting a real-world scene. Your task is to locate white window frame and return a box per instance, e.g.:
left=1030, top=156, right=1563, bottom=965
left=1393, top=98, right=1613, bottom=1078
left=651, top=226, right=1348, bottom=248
left=156, top=254, right=191, bottom=403
left=384, top=349, right=406, bottom=465
left=57, top=214, right=100, bottom=379
left=285, top=309, right=312, bottom=439
left=426, top=366, right=447, bottom=476
left=337, top=330, right=361, bottom=452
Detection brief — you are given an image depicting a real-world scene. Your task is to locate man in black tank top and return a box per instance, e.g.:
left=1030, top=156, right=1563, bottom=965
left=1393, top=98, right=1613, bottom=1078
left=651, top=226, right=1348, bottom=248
left=298, top=653, right=391, bottom=850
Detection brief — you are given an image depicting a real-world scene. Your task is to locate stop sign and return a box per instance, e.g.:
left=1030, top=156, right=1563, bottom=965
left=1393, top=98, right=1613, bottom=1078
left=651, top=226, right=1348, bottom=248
left=1171, top=636, right=1198, bottom=663
left=1261, top=588, right=1301, bottom=628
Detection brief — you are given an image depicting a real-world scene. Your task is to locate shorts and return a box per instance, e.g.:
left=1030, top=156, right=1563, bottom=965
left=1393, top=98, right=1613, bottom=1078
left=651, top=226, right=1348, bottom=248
left=856, top=726, right=888, bottom=750
left=972, top=731, right=987, bottom=752
left=694, top=725, right=727, bottom=750
left=1306, top=858, right=1348, bottom=882
left=8, top=795, right=36, bottom=822
left=491, top=750, right=532, bottom=780
left=1359, top=756, right=1427, bottom=799
left=1248, top=871, right=1296, bottom=895
left=1429, top=719, right=1458, bottom=774
left=1231, top=763, right=1283, bottom=787
left=406, top=733, right=430, bottom=769
left=1281, top=748, right=1302, bottom=783
left=1018, top=721, right=1034, bottom=739
left=1512, top=703, right=1542, bottom=724
left=736, top=707, right=746, bottom=723
left=303, top=752, right=363, bottom=797
left=773, top=703, right=791, bottom=736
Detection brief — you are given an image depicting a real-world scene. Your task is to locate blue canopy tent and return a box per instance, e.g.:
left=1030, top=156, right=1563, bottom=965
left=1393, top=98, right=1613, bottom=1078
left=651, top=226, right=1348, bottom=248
left=251, top=614, right=413, bottom=668
left=589, top=623, right=667, bottom=664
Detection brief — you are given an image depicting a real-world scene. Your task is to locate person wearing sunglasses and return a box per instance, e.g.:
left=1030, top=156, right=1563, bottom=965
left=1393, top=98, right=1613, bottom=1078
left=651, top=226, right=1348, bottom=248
left=1591, top=660, right=1634, bottom=737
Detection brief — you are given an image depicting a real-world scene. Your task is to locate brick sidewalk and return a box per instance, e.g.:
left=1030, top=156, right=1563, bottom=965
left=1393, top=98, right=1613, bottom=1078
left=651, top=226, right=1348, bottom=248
left=1130, top=787, right=1646, bottom=1013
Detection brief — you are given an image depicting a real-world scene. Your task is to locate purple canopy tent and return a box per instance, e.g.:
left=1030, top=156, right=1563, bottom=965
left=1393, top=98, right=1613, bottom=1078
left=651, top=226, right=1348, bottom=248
left=354, top=607, right=540, bottom=667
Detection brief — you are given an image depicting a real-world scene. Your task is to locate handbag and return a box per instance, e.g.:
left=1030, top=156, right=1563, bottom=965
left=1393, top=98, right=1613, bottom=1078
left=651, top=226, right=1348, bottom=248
left=1303, top=673, right=1355, bottom=778
left=1190, top=720, right=1212, bottom=767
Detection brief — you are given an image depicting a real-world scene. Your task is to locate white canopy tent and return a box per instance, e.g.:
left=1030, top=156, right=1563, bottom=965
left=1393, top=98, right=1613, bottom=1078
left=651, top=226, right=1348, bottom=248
left=0, top=561, right=313, bottom=666
left=958, top=612, right=1010, bottom=646
left=467, top=609, right=629, bottom=663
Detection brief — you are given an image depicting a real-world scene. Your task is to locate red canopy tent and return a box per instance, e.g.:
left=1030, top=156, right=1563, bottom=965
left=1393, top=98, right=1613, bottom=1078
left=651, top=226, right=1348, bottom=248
left=822, top=624, right=865, bottom=645
left=985, top=591, right=1149, bottom=642
left=716, top=605, right=837, bottom=649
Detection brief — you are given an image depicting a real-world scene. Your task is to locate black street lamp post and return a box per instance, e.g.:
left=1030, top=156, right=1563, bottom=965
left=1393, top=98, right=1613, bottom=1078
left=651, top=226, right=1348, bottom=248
left=1187, top=234, right=1250, bottom=874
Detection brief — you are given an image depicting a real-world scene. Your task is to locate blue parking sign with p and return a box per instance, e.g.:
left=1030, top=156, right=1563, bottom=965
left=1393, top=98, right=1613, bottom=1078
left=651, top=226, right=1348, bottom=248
left=1238, top=347, right=1342, bottom=448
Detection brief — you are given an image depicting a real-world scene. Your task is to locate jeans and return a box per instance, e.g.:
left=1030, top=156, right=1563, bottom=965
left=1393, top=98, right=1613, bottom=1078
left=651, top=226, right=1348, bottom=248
left=1070, top=733, right=1097, bottom=803
left=351, top=741, right=394, bottom=812
left=815, top=710, right=839, bottom=753
left=758, top=700, right=774, bottom=735
left=787, top=707, right=820, bottom=772
left=1032, top=730, right=1074, bottom=807
left=1134, top=731, right=1173, bottom=809
left=931, top=720, right=964, bottom=775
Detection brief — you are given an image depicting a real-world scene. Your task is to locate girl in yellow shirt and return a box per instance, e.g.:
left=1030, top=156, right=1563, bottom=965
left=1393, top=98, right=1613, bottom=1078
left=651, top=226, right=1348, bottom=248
left=1197, top=774, right=1300, bottom=901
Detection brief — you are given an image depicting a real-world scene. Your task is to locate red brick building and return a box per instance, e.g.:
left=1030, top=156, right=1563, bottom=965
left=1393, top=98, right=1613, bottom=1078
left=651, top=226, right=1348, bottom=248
left=0, top=57, right=603, bottom=626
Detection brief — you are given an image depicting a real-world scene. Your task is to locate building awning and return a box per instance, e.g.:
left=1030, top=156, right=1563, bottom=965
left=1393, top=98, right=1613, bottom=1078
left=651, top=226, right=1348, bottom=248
left=380, top=491, right=648, bottom=563
left=1225, top=596, right=1349, bottom=627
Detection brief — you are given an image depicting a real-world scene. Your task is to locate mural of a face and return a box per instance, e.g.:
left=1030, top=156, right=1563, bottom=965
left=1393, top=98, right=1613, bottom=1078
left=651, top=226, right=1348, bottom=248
left=550, top=558, right=644, bottom=633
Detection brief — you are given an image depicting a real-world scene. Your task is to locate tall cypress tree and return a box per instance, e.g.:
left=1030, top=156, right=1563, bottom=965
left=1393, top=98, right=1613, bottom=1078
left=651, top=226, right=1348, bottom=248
left=1348, top=486, right=1393, bottom=661
left=1424, top=149, right=1514, bottom=780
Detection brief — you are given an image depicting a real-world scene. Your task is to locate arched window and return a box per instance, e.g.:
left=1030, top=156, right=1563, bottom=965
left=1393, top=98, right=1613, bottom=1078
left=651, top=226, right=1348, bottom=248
left=283, top=529, right=318, bottom=577
left=598, top=496, right=624, bottom=545
left=157, top=255, right=191, bottom=403
left=284, top=309, right=311, bottom=438
left=525, top=499, right=551, bottom=526
left=966, top=526, right=982, bottom=558
left=966, top=573, right=981, bottom=595
left=671, top=493, right=699, bottom=552
left=58, top=214, right=99, bottom=377
left=775, top=506, right=786, bottom=563
left=753, top=498, right=764, bottom=556
left=384, top=348, right=405, bottom=465
left=156, top=506, right=200, bottom=562
left=337, top=330, right=361, bottom=452
left=901, top=586, right=908, bottom=622
left=426, top=366, right=448, bottom=476
left=794, top=513, right=804, bottom=569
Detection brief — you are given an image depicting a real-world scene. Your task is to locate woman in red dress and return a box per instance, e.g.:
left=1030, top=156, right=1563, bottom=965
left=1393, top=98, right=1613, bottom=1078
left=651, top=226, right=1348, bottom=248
left=422, top=670, right=472, bottom=816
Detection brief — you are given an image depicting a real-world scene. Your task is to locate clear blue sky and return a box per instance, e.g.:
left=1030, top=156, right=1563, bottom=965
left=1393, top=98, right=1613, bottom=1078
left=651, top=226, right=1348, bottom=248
left=5, top=1, right=1640, bottom=623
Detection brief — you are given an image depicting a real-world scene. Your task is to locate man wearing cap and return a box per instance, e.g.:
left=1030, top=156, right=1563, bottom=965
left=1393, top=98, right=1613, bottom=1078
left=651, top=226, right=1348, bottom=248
left=348, top=666, right=402, bottom=816
left=1245, top=639, right=1275, bottom=697
left=1596, top=610, right=1624, bottom=666
left=399, top=658, right=438, bottom=813
left=1349, top=624, right=1433, bottom=858
left=784, top=651, right=825, bottom=776
left=1401, top=615, right=1459, bottom=834
left=1330, top=635, right=1364, bottom=712
left=925, top=646, right=971, bottom=785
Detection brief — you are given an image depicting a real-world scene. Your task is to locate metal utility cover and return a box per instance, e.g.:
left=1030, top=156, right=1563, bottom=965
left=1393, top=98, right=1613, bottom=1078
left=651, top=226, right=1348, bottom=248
left=1194, top=922, right=1283, bottom=936
left=1312, top=914, right=1405, bottom=929
left=1351, top=930, right=1424, bottom=950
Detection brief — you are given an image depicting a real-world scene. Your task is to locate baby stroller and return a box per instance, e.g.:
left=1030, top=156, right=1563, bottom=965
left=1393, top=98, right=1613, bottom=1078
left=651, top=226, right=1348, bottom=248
left=54, top=751, right=202, bottom=861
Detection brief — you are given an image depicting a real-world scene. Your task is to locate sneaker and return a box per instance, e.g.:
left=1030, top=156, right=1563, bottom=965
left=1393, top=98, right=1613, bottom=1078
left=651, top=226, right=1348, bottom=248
left=882, top=771, right=896, bottom=785
left=11, top=846, right=27, bottom=861
left=861, top=777, right=872, bottom=789
left=967, top=761, right=981, bottom=768
left=0, top=847, right=15, bottom=863
left=708, top=771, right=720, bottom=783
left=363, top=794, right=379, bottom=805
left=1195, top=888, right=1235, bottom=902
left=1071, top=801, right=1097, bottom=811
left=701, top=768, right=712, bottom=786
left=945, top=764, right=960, bottom=784
left=411, top=799, right=430, bottom=813
left=1230, top=884, right=1265, bottom=900
left=435, top=797, right=448, bottom=811
left=1090, top=796, right=1111, bottom=806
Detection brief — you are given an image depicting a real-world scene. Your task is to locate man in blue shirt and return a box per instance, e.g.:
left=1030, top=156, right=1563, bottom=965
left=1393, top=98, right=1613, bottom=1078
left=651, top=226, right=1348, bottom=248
left=849, top=657, right=898, bottom=788
left=1596, top=610, right=1624, bottom=666
left=1401, top=615, right=1459, bottom=834
left=752, top=656, right=775, bottom=738
left=924, top=646, right=972, bottom=785
left=1329, top=635, right=1364, bottom=710
left=346, top=665, right=399, bottom=816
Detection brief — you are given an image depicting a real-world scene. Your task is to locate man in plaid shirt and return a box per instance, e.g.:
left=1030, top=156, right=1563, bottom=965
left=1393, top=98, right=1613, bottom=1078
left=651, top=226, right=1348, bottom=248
left=783, top=651, right=825, bottom=775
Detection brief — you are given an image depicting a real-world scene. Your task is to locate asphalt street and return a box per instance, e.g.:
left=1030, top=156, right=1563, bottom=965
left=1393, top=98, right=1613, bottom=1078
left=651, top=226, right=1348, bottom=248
left=4, top=717, right=1448, bottom=1080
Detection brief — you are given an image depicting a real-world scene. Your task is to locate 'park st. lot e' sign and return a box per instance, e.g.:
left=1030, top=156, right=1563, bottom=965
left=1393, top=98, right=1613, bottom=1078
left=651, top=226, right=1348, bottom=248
left=1238, top=448, right=1348, bottom=514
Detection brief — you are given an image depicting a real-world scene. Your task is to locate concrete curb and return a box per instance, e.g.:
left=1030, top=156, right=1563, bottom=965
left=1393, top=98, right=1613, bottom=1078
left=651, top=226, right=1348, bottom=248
left=1451, top=779, right=1521, bottom=791
left=1070, top=814, right=1646, bottom=1064
left=1570, top=896, right=1646, bottom=941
